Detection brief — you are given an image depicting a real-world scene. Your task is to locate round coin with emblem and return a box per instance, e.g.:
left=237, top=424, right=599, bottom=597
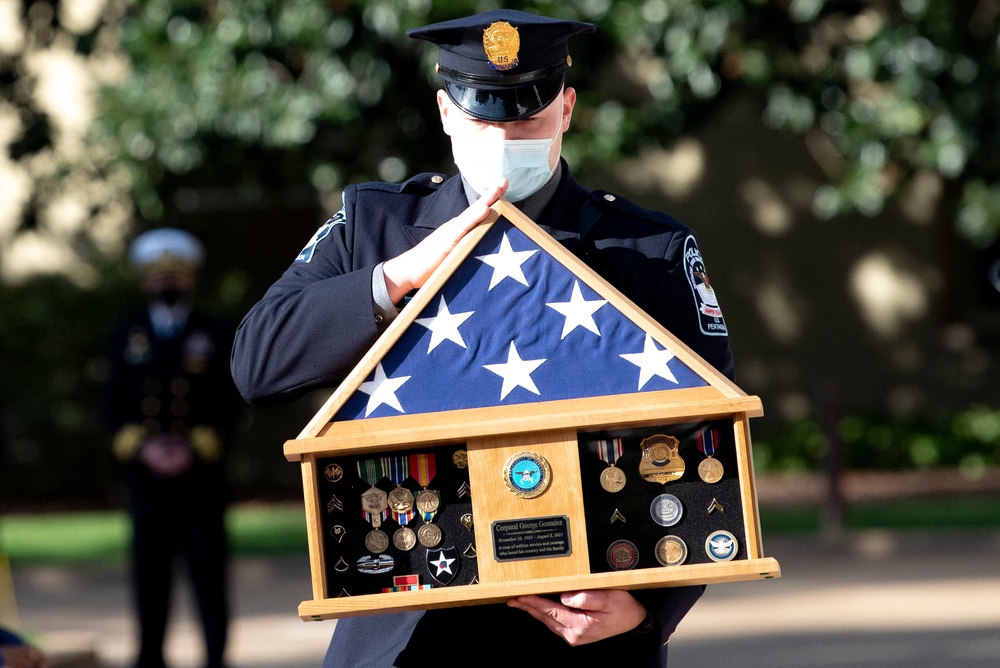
left=365, top=528, right=389, bottom=554
left=600, top=466, right=627, bottom=493
left=698, top=457, right=724, bottom=484
left=650, top=493, right=683, bottom=527
left=452, top=449, right=468, bottom=469
left=502, top=451, right=551, bottom=499
left=655, top=535, right=688, bottom=566
left=417, top=522, right=442, bottom=548
left=323, top=463, right=343, bottom=483
left=606, top=539, right=639, bottom=570
left=393, top=526, right=417, bottom=551
left=705, top=530, right=739, bottom=562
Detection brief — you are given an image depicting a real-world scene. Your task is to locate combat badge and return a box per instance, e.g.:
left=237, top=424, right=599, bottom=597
left=503, top=451, right=551, bottom=498
left=483, top=21, right=519, bottom=71
left=683, top=235, right=728, bottom=336
left=357, top=554, right=394, bottom=575
left=705, top=530, right=739, bottom=562
left=427, top=547, right=459, bottom=585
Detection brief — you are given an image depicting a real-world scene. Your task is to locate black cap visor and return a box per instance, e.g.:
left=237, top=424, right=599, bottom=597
left=444, top=74, right=565, bottom=122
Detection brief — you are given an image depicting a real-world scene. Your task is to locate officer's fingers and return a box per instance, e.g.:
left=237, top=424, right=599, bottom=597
left=441, top=179, right=508, bottom=240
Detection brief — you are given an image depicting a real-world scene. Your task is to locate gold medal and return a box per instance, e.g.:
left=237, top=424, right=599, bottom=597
left=417, top=522, right=442, bottom=548
left=698, top=457, right=724, bottom=483
left=415, top=489, right=440, bottom=516
left=388, top=486, right=415, bottom=514
left=393, top=526, right=417, bottom=551
left=638, top=434, right=685, bottom=483
left=361, top=487, right=388, bottom=517
left=600, top=466, right=627, bottom=493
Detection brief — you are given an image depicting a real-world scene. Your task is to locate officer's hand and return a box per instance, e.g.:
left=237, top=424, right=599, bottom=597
left=507, top=589, right=648, bottom=645
left=383, top=180, right=507, bottom=304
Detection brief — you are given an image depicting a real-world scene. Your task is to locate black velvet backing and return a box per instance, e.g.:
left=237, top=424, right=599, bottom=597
left=318, top=445, right=477, bottom=597
left=579, top=419, right=747, bottom=572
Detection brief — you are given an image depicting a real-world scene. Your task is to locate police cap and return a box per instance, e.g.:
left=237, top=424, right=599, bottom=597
left=408, top=10, right=595, bottom=122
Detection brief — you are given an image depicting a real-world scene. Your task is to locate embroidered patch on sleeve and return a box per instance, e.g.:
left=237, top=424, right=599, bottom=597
left=683, top=235, right=728, bottom=337
left=295, top=207, right=346, bottom=263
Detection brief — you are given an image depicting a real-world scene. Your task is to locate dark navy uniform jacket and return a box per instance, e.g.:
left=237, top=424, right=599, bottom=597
left=231, top=163, right=734, bottom=667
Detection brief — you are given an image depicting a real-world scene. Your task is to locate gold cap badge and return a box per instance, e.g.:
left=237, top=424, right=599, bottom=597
left=483, top=21, right=520, bottom=71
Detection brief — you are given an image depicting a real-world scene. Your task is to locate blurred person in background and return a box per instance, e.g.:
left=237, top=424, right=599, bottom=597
left=104, top=229, right=240, bottom=668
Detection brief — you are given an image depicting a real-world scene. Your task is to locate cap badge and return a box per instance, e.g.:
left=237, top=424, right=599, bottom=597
left=483, top=21, right=520, bottom=71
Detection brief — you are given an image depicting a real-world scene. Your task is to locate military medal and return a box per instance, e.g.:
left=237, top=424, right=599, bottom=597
left=638, top=434, right=685, bottom=483
left=705, top=530, right=739, bottom=562
left=383, top=455, right=415, bottom=514
left=417, top=522, right=442, bottom=548
left=650, top=493, right=683, bottom=527
left=502, top=451, right=551, bottom=499
left=358, top=459, right=389, bottom=554
left=606, top=539, right=639, bottom=570
left=655, top=535, right=688, bottom=566
left=596, top=438, right=626, bottom=493
left=410, top=453, right=442, bottom=548
left=696, top=427, right=724, bottom=484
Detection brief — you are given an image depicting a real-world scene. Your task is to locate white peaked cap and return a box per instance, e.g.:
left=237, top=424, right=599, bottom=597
left=129, top=228, right=205, bottom=269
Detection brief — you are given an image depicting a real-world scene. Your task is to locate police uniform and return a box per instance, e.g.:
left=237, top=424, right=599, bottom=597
left=105, top=229, right=239, bottom=668
left=231, top=10, right=733, bottom=668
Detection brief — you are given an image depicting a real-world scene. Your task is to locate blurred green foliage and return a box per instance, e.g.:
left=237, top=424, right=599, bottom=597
left=754, top=403, right=1000, bottom=473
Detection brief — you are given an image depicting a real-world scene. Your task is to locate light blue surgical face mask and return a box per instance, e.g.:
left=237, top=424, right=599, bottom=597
left=452, top=104, right=562, bottom=202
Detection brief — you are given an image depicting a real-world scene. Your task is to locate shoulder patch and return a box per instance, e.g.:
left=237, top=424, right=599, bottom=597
left=683, top=235, right=728, bottom=336
left=295, top=208, right=346, bottom=263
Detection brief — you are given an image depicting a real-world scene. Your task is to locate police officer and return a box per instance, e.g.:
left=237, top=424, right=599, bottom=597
left=232, top=9, right=733, bottom=668
left=105, top=228, right=239, bottom=668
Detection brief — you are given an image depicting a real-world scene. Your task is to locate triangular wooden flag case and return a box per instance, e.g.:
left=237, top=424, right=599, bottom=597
left=285, top=200, right=780, bottom=621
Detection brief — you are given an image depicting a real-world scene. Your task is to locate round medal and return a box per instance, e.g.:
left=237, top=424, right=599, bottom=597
left=698, top=457, right=724, bottom=484
left=365, top=528, right=389, bottom=554
left=606, top=539, right=639, bottom=570
left=705, top=530, right=739, bottom=562
left=650, top=493, right=684, bottom=527
left=502, top=451, right=551, bottom=498
left=415, top=489, right=440, bottom=515
left=600, top=466, right=627, bottom=493
left=417, top=522, right=442, bottom=548
left=393, top=526, right=417, bottom=551
left=323, top=462, right=343, bottom=482
left=655, top=535, right=688, bottom=566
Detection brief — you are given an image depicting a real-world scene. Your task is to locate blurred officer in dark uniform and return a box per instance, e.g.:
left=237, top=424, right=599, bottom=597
left=232, top=9, right=733, bottom=668
left=105, top=228, right=239, bottom=668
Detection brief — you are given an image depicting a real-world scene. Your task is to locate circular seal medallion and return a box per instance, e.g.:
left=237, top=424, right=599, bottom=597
left=698, top=457, right=724, bottom=484
left=655, top=535, right=688, bottom=566
left=452, top=449, right=468, bottom=469
left=606, top=539, right=639, bottom=570
left=650, top=493, right=684, bottom=527
left=600, top=466, right=627, bottom=493
left=415, top=489, right=440, bottom=515
left=364, top=528, right=389, bottom=554
left=323, top=463, right=343, bottom=483
left=502, top=452, right=551, bottom=498
left=417, top=522, right=442, bottom=548
left=705, top=530, right=739, bottom=562
left=393, top=526, right=417, bottom=551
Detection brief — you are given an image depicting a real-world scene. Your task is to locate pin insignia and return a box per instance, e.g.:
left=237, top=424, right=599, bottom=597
left=357, top=554, right=394, bottom=574
left=706, top=530, right=738, bottom=562
left=610, top=508, right=627, bottom=524
left=427, top=547, right=459, bottom=585
left=323, top=463, right=344, bottom=482
left=482, top=21, right=520, bottom=71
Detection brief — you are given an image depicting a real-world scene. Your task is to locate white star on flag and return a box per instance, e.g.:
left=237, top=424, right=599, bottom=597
left=357, top=363, right=411, bottom=417
left=475, top=231, right=537, bottom=289
left=430, top=551, right=456, bottom=576
left=483, top=342, right=546, bottom=400
left=414, top=296, right=475, bottom=353
left=619, top=334, right=678, bottom=389
left=545, top=280, right=607, bottom=339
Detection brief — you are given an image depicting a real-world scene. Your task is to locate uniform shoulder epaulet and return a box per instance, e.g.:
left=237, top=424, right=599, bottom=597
left=588, top=189, right=687, bottom=231
left=353, top=173, right=450, bottom=195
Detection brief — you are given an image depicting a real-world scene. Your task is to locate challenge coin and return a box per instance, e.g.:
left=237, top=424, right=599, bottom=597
left=502, top=451, right=551, bottom=499
left=650, top=493, right=683, bottom=527
left=705, top=530, right=739, bottom=562
left=655, top=535, right=688, bottom=566
left=606, top=539, right=639, bottom=570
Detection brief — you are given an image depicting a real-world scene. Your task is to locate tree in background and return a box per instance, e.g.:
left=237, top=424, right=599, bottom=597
left=1, top=0, right=998, bottom=503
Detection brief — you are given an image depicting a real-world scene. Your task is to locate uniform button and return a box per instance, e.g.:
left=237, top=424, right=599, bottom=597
left=431, top=175, right=444, bottom=184
left=604, top=194, right=616, bottom=202
left=374, top=313, right=384, bottom=324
